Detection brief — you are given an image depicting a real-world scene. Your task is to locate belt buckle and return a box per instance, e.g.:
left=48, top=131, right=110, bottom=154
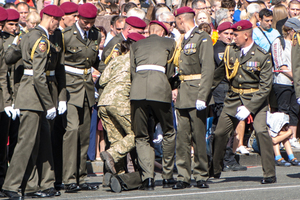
left=238, top=88, right=244, bottom=94
left=46, top=71, right=50, bottom=76
left=179, top=75, right=184, bottom=81
left=84, top=68, right=88, bottom=75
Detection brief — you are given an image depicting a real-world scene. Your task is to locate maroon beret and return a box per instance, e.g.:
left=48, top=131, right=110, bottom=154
left=125, top=16, right=147, bottom=29
left=128, top=33, right=145, bottom=42
left=0, top=7, right=8, bottom=22
left=231, top=20, right=252, bottom=31
left=150, top=20, right=169, bottom=34
left=60, top=2, right=79, bottom=14
left=43, top=5, right=65, bottom=18
left=173, top=6, right=195, bottom=17
left=217, top=22, right=232, bottom=32
left=78, top=3, right=97, bottom=19
left=7, top=9, right=20, bottom=21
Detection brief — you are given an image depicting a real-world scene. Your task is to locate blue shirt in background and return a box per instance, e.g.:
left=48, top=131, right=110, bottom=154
left=253, top=27, right=280, bottom=52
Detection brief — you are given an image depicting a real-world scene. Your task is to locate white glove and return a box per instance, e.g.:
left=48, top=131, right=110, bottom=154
left=235, top=105, right=250, bottom=121
left=57, top=101, right=67, bottom=115
left=297, top=98, right=300, bottom=105
left=153, top=134, right=163, bottom=143
left=12, top=104, right=20, bottom=118
left=46, top=107, right=57, bottom=120
left=95, top=91, right=99, bottom=99
left=196, top=100, right=207, bottom=111
left=4, top=106, right=17, bottom=120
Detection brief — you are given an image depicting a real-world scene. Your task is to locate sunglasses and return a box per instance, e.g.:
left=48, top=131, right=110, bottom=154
left=163, top=21, right=175, bottom=26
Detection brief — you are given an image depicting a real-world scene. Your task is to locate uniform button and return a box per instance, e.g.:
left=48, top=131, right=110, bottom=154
left=180, top=60, right=182, bottom=63
left=179, top=70, right=183, bottom=73
left=84, top=79, right=87, bottom=81
left=86, top=58, right=89, bottom=60
left=239, top=84, right=242, bottom=87
left=239, top=75, right=242, bottom=78
left=198, top=83, right=201, bottom=86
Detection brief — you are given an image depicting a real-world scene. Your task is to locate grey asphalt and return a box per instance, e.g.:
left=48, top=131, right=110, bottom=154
left=16, top=165, right=300, bottom=200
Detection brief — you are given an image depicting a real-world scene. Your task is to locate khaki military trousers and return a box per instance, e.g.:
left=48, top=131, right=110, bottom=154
left=98, top=105, right=135, bottom=172
left=175, top=108, right=209, bottom=183
left=131, top=100, right=176, bottom=181
left=25, top=115, right=55, bottom=193
left=63, top=98, right=91, bottom=185
left=213, top=107, right=275, bottom=178
left=3, top=110, right=44, bottom=192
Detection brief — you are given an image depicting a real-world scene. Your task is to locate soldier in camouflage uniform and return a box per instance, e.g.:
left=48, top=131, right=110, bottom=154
left=98, top=33, right=145, bottom=174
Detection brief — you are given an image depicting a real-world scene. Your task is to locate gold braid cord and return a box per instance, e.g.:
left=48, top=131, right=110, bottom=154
left=297, top=33, right=300, bottom=46
left=31, top=35, right=50, bottom=61
left=104, top=43, right=118, bottom=65
left=224, top=45, right=239, bottom=80
left=167, top=34, right=184, bottom=66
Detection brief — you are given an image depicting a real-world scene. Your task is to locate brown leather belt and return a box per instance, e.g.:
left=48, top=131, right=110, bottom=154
left=231, top=86, right=259, bottom=94
left=179, top=74, right=201, bottom=81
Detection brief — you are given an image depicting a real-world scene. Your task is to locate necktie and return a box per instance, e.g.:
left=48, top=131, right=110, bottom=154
left=241, top=49, right=245, bottom=58
left=84, top=31, right=88, bottom=43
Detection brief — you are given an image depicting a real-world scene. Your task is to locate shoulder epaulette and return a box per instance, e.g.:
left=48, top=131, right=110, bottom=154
left=62, top=26, right=72, bottom=33
left=257, top=46, right=268, bottom=55
left=195, top=29, right=203, bottom=34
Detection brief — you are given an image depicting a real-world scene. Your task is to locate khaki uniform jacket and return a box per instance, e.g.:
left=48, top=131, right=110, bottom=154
left=130, top=34, right=176, bottom=103
left=63, top=24, right=101, bottom=108
left=175, top=27, right=214, bottom=109
left=292, top=32, right=300, bottom=98
left=15, top=26, right=57, bottom=111
left=0, top=33, right=10, bottom=111
left=213, top=42, right=273, bottom=117
left=99, top=33, right=124, bottom=72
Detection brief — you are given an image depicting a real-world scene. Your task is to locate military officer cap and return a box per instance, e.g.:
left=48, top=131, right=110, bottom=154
left=149, top=20, right=169, bottom=34
left=173, top=6, right=195, bottom=17
left=125, top=16, right=147, bottom=29
left=0, top=7, right=8, bottom=22
left=78, top=3, right=97, bottom=19
left=43, top=5, right=65, bottom=18
left=217, top=21, right=232, bottom=32
left=231, top=20, right=252, bottom=31
left=128, top=33, right=145, bottom=42
left=6, top=9, right=20, bottom=21
left=60, top=2, right=79, bottom=15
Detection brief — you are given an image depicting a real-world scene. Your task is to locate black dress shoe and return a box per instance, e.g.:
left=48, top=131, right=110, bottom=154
left=210, top=172, right=221, bottom=179
left=1, top=190, right=23, bottom=200
left=100, top=151, right=116, bottom=174
left=103, top=172, right=113, bottom=187
left=172, top=181, right=191, bottom=189
left=223, top=164, right=247, bottom=172
left=196, top=180, right=209, bottom=188
left=54, top=183, right=64, bottom=191
left=162, top=178, right=177, bottom=188
left=110, top=176, right=122, bottom=193
left=138, top=178, right=154, bottom=191
left=261, top=176, right=276, bottom=184
left=0, top=191, right=6, bottom=197
left=41, top=187, right=61, bottom=197
left=65, top=183, right=81, bottom=193
left=24, top=191, right=47, bottom=198
left=79, top=183, right=99, bottom=190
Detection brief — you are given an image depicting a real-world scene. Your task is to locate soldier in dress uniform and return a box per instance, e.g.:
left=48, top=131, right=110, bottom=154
left=130, top=20, right=176, bottom=190
left=172, top=7, right=214, bottom=190
left=2, top=5, right=65, bottom=200
left=0, top=8, right=10, bottom=198
left=100, top=16, right=146, bottom=70
left=212, top=20, right=276, bottom=184
left=62, top=3, right=101, bottom=192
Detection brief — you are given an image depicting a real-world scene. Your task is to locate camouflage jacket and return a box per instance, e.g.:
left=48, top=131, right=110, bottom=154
left=98, top=52, right=130, bottom=115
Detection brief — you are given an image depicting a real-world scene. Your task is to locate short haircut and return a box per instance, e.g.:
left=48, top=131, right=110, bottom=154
left=124, top=2, right=137, bottom=13
left=247, top=3, right=260, bottom=17
left=216, top=8, right=229, bottom=25
left=259, top=8, right=272, bottom=19
left=221, top=0, right=236, bottom=8
left=126, top=7, right=145, bottom=19
left=16, top=2, right=29, bottom=10
left=3, top=3, right=16, bottom=9
left=288, top=0, right=300, bottom=8
left=192, top=0, right=206, bottom=9
left=157, top=11, right=174, bottom=22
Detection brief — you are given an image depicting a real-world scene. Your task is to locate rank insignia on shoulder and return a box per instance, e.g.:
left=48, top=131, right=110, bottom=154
left=218, top=52, right=224, bottom=60
left=73, top=31, right=77, bottom=35
left=39, top=40, right=46, bottom=52
left=202, top=38, right=207, bottom=42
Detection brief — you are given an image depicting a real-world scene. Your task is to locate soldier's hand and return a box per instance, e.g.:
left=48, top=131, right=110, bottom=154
left=58, top=101, right=67, bottom=115
left=235, top=106, right=250, bottom=121
left=12, top=104, right=20, bottom=119
left=196, top=100, right=207, bottom=111
left=153, top=134, right=163, bottom=143
left=46, top=107, right=57, bottom=120
left=297, top=98, right=300, bottom=105
left=4, top=106, right=17, bottom=120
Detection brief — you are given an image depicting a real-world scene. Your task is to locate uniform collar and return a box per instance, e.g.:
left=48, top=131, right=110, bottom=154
left=240, top=41, right=254, bottom=57
left=184, top=25, right=197, bottom=39
left=76, top=21, right=88, bottom=39
left=38, top=25, right=49, bottom=39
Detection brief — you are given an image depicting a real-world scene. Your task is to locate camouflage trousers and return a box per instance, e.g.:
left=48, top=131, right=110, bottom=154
left=98, top=105, right=135, bottom=164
